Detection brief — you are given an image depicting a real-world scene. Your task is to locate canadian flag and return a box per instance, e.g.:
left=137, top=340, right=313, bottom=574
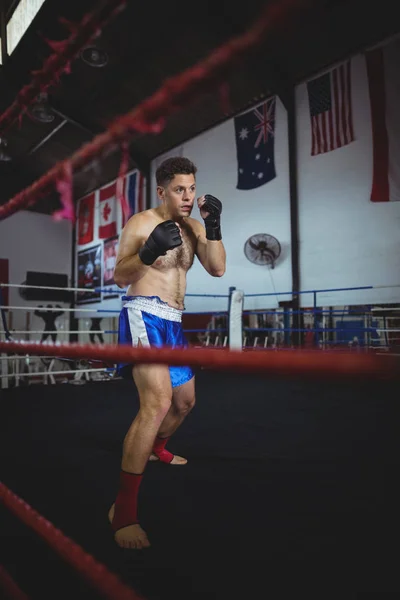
left=99, top=183, right=117, bottom=239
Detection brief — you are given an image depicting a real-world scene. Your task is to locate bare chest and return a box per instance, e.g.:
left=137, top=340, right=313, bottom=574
left=152, top=228, right=196, bottom=272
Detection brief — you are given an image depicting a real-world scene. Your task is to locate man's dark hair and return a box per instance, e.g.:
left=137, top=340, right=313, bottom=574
left=156, top=157, right=197, bottom=187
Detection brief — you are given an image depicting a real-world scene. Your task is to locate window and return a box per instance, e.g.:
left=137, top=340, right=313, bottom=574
left=7, top=0, right=46, bottom=56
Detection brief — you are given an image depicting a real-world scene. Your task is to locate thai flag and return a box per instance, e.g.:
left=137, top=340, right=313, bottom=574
left=122, top=170, right=145, bottom=226
left=366, top=38, right=400, bottom=202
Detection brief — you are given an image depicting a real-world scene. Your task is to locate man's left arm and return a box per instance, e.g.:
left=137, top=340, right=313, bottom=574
left=195, top=194, right=226, bottom=277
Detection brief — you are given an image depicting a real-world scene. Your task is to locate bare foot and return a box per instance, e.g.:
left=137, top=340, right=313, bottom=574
left=149, top=453, right=188, bottom=465
left=108, top=504, right=150, bottom=549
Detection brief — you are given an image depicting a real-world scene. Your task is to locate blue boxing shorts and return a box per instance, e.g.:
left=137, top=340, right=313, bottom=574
left=116, top=295, right=194, bottom=388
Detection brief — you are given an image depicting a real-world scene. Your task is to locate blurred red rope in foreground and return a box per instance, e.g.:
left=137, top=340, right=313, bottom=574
left=0, top=0, right=127, bottom=136
left=0, top=341, right=398, bottom=380
left=0, top=565, right=30, bottom=600
left=0, top=0, right=311, bottom=220
left=0, top=482, right=143, bottom=600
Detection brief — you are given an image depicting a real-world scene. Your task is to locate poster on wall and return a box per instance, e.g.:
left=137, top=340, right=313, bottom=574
left=77, top=245, right=102, bottom=305
left=0, top=258, right=9, bottom=306
left=103, top=236, right=119, bottom=299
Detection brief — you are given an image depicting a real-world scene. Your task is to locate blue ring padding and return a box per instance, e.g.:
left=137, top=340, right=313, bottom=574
left=244, top=309, right=373, bottom=315
left=101, top=328, right=229, bottom=334
left=93, top=288, right=126, bottom=294
left=244, top=285, right=373, bottom=297
left=244, top=327, right=379, bottom=333
left=184, top=312, right=228, bottom=316
left=183, top=328, right=228, bottom=333
left=185, top=293, right=229, bottom=297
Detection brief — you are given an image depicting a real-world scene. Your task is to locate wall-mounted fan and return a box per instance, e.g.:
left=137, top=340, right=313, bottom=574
left=244, top=233, right=281, bottom=269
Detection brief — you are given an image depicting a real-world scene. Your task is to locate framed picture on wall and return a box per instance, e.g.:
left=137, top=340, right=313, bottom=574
left=77, top=244, right=102, bottom=305
left=103, top=235, right=119, bottom=299
left=0, top=258, right=9, bottom=306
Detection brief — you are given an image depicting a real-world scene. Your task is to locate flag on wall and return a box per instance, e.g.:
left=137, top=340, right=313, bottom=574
left=307, top=61, right=354, bottom=156
left=99, top=183, right=117, bottom=239
left=234, top=97, right=276, bottom=190
left=77, top=193, right=94, bottom=245
left=122, top=170, right=145, bottom=227
left=366, top=39, right=400, bottom=202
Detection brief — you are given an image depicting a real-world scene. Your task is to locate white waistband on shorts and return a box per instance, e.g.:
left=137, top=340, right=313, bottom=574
left=122, top=296, right=182, bottom=322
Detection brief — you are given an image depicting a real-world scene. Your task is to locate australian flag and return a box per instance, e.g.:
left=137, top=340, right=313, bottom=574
left=234, top=97, right=276, bottom=190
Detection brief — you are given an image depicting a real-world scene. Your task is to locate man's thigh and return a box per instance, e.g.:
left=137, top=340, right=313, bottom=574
left=132, top=362, right=173, bottom=409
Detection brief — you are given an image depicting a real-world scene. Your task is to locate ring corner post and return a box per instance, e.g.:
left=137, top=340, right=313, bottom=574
left=228, top=287, right=244, bottom=350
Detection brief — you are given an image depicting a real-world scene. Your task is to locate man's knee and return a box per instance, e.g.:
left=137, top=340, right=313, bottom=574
left=140, top=391, right=172, bottom=420
left=174, top=390, right=195, bottom=416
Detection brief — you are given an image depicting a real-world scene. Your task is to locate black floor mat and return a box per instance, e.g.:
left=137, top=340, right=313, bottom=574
left=1, top=371, right=399, bottom=598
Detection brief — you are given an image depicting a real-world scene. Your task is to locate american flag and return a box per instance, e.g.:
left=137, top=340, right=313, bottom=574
left=307, top=61, right=354, bottom=156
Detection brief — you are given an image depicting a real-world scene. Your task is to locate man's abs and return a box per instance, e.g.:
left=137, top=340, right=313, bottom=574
left=127, top=267, right=188, bottom=310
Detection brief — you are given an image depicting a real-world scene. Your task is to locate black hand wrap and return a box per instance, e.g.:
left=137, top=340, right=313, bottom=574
left=203, top=194, right=222, bottom=241
left=139, top=220, right=182, bottom=266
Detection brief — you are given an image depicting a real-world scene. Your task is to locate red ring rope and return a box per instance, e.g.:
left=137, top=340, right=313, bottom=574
left=0, top=482, right=143, bottom=600
left=0, top=0, right=127, bottom=136
left=0, top=565, right=30, bottom=600
left=1, top=341, right=398, bottom=380
left=0, top=0, right=313, bottom=220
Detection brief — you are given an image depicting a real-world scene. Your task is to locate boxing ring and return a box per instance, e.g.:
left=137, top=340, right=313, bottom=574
left=2, top=281, right=399, bottom=390
left=1, top=286, right=399, bottom=599
left=0, top=0, right=400, bottom=598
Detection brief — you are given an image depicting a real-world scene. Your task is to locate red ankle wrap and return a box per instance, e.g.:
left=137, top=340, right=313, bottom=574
left=112, top=471, right=143, bottom=532
left=152, top=436, right=174, bottom=463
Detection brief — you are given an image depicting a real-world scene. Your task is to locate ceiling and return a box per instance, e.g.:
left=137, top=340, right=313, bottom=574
left=0, top=0, right=399, bottom=215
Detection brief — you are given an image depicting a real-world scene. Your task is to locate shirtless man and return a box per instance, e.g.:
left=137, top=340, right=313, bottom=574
left=109, top=156, right=226, bottom=549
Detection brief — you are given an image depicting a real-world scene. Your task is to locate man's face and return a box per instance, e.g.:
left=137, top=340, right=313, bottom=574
left=158, top=173, right=196, bottom=218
